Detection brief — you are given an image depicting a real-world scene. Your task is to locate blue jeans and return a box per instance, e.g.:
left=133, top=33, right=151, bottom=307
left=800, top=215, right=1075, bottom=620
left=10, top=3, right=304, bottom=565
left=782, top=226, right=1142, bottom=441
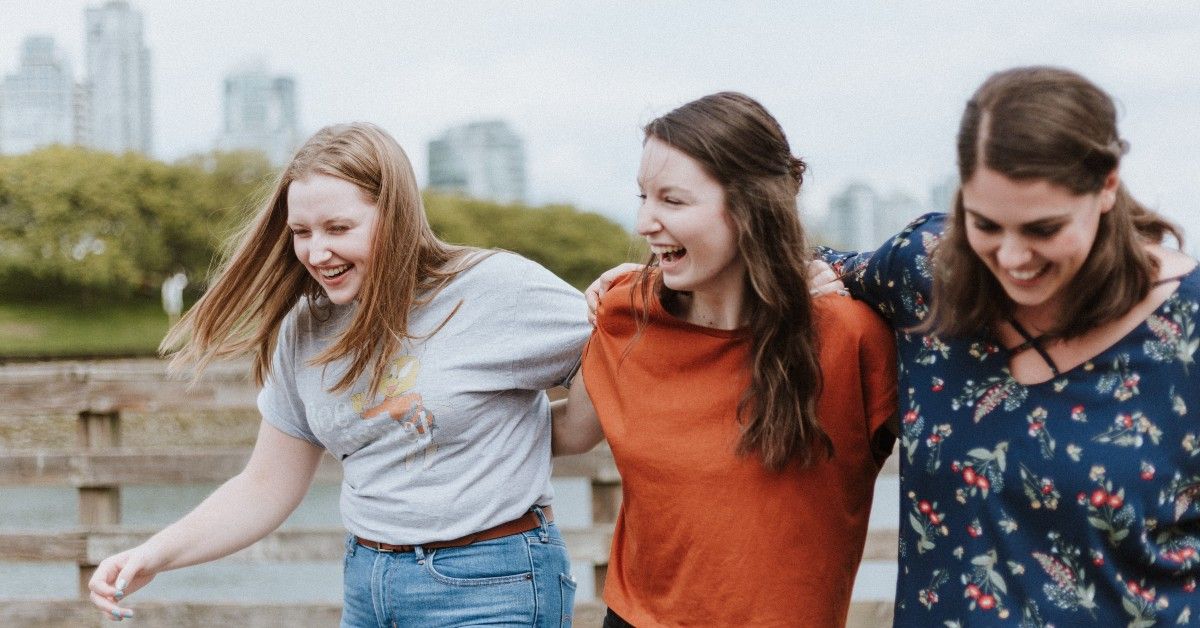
left=341, top=507, right=576, bottom=627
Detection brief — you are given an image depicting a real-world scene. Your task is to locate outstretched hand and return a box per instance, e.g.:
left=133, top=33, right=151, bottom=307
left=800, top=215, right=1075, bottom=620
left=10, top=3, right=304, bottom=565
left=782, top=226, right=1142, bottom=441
left=88, top=546, right=159, bottom=621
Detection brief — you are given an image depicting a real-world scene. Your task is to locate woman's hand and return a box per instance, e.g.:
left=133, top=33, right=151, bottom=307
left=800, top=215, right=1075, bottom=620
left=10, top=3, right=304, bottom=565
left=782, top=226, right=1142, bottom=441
left=584, top=263, right=644, bottom=323
left=807, top=260, right=848, bottom=297
left=88, top=545, right=161, bottom=621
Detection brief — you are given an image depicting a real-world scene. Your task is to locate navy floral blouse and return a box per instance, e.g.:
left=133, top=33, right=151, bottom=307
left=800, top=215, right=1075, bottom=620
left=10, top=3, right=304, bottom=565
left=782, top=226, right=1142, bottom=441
left=824, top=213, right=1200, bottom=627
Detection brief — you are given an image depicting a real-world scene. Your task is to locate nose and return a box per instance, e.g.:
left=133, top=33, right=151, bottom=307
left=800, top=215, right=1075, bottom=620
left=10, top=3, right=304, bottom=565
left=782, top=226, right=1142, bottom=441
left=995, top=233, right=1031, bottom=268
left=635, top=201, right=660, bottom=236
left=307, top=235, right=333, bottom=266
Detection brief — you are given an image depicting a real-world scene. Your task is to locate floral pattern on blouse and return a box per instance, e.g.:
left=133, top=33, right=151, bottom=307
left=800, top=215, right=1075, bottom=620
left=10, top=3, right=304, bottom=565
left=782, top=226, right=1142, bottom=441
left=823, top=213, right=1200, bottom=627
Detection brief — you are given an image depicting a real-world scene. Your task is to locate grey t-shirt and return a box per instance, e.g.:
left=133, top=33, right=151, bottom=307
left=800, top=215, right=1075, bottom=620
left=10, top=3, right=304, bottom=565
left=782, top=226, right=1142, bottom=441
left=257, top=251, right=589, bottom=544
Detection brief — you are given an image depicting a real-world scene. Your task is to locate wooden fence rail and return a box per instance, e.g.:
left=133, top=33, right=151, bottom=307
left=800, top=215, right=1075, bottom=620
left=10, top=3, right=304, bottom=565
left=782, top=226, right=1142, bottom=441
left=0, top=359, right=897, bottom=627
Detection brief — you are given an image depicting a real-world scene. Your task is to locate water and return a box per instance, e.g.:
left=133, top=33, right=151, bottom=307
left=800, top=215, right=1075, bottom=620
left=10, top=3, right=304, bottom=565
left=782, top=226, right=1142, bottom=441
left=0, top=479, right=597, bottom=602
left=0, top=475, right=898, bottom=604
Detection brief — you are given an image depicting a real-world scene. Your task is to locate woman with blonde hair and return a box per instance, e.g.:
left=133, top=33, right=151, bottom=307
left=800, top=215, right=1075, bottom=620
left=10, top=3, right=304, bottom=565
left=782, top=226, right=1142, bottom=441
left=88, top=122, right=589, bottom=627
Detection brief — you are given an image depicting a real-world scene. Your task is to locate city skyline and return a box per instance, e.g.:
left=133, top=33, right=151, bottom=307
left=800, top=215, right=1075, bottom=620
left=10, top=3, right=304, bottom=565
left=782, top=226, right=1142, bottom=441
left=218, top=61, right=300, bottom=166
left=428, top=120, right=527, bottom=205
left=1, top=2, right=1197, bottom=243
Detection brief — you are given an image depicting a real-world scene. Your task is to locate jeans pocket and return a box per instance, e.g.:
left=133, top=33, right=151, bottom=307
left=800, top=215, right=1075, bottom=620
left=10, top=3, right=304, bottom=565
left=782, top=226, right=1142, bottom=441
left=423, top=538, right=534, bottom=587
left=559, top=573, right=577, bottom=627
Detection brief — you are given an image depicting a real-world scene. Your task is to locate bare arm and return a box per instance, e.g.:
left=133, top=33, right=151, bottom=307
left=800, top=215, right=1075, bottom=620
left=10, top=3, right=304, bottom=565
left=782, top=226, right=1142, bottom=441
left=88, top=420, right=324, bottom=619
left=551, top=368, right=605, bottom=456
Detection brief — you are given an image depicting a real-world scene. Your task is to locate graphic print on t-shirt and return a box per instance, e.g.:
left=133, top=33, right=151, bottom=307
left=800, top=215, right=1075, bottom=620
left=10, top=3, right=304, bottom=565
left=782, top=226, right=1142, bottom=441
left=351, top=356, right=439, bottom=470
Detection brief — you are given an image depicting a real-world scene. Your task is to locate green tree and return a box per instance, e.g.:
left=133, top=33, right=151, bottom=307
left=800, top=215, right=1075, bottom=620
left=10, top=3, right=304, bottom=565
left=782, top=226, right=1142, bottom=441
left=424, top=194, right=637, bottom=289
left=0, top=147, right=274, bottom=300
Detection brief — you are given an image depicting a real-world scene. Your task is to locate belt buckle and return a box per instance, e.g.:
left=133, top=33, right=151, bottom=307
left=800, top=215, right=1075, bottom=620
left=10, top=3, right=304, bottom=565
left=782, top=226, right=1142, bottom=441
left=361, top=538, right=395, bottom=553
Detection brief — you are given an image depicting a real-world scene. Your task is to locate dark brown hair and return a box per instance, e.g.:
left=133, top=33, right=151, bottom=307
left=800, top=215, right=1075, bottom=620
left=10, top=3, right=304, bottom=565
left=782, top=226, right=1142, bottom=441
left=925, top=66, right=1182, bottom=339
left=163, top=122, right=481, bottom=394
left=637, top=91, right=829, bottom=471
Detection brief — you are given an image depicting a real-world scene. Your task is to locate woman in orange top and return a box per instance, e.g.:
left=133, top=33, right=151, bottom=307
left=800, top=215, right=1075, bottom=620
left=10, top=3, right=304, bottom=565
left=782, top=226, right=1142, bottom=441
left=553, top=92, right=898, bottom=627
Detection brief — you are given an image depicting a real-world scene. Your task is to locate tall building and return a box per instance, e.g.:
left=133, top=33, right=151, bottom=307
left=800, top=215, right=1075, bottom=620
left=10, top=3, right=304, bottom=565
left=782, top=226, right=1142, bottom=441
left=85, top=0, right=152, bottom=155
left=428, top=120, right=526, bottom=204
left=819, top=182, right=923, bottom=251
left=0, top=36, right=77, bottom=154
left=217, top=63, right=300, bottom=166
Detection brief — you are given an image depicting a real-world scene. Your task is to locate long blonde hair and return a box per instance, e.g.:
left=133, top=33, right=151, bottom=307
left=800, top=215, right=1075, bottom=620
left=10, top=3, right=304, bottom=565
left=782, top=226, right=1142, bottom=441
left=162, top=122, right=479, bottom=394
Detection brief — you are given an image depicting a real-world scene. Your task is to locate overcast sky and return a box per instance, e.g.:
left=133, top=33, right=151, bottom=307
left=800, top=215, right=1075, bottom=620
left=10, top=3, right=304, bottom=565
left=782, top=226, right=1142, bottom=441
left=3, top=1, right=1198, bottom=242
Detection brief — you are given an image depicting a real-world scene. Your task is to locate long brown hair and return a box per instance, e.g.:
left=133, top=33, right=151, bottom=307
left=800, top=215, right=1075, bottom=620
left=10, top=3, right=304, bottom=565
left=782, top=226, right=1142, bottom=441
left=925, top=66, right=1182, bottom=339
left=162, top=122, right=480, bottom=394
left=638, top=92, right=829, bottom=471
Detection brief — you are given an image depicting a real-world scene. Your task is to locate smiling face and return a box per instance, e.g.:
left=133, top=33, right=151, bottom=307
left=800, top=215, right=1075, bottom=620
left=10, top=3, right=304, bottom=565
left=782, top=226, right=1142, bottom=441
left=962, top=165, right=1117, bottom=325
left=287, top=173, right=379, bottom=304
left=636, top=137, right=744, bottom=301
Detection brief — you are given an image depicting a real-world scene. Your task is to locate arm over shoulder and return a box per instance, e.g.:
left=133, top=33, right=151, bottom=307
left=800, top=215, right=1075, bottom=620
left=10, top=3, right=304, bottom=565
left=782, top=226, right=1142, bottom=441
left=817, top=212, right=945, bottom=328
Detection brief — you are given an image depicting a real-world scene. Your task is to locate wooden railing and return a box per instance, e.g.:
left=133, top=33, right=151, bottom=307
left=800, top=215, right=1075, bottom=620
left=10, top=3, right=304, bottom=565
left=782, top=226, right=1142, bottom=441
left=0, top=360, right=897, bottom=627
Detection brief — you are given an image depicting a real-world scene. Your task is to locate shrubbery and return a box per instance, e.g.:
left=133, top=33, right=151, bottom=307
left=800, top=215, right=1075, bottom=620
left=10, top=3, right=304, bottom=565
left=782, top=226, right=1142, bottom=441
left=0, top=146, right=634, bottom=300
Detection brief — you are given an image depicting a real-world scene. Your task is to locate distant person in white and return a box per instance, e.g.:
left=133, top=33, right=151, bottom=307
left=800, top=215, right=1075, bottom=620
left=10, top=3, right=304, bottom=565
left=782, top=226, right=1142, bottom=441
left=160, top=272, right=187, bottom=325
left=87, top=122, right=588, bottom=627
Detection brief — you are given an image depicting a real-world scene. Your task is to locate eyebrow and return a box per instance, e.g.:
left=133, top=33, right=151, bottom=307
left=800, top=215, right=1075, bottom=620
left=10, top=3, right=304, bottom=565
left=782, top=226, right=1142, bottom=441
left=287, top=216, right=356, bottom=227
left=963, top=208, right=1067, bottom=228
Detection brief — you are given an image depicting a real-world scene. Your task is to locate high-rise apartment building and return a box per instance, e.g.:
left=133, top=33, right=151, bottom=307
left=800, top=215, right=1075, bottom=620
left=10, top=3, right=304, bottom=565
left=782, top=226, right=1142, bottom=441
left=428, top=120, right=526, bottom=204
left=818, top=182, right=923, bottom=251
left=85, top=0, right=152, bottom=155
left=217, top=63, right=300, bottom=166
left=0, top=36, right=77, bottom=154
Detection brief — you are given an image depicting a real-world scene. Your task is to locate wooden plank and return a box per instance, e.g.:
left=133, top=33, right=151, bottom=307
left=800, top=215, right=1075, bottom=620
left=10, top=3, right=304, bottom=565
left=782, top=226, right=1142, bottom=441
left=0, top=359, right=257, bottom=416
left=1, top=524, right=892, bottom=572
left=0, top=599, right=341, bottom=628
left=0, top=531, right=88, bottom=561
left=0, top=599, right=897, bottom=628
left=0, top=451, right=72, bottom=486
left=0, top=449, right=342, bottom=486
left=0, top=525, right=614, bottom=565
left=0, top=446, right=628, bottom=486
left=847, top=599, right=895, bottom=628
left=863, top=528, right=898, bottom=561
left=554, top=445, right=621, bottom=482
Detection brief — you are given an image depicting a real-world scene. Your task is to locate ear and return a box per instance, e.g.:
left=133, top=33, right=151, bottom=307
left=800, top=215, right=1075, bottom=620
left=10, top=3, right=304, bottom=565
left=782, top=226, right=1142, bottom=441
left=1099, top=169, right=1119, bottom=213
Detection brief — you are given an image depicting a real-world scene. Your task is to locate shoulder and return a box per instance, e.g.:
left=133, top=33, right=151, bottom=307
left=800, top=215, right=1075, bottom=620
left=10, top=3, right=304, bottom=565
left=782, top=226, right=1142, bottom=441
left=813, top=296, right=893, bottom=347
left=593, top=271, right=652, bottom=337
left=595, top=272, right=647, bottom=319
left=454, top=250, right=573, bottom=290
left=283, top=296, right=350, bottom=343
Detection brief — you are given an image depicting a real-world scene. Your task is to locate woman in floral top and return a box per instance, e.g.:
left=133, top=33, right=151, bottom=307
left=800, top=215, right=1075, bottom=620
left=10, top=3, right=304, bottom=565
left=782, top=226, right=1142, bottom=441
left=822, top=67, right=1200, bottom=626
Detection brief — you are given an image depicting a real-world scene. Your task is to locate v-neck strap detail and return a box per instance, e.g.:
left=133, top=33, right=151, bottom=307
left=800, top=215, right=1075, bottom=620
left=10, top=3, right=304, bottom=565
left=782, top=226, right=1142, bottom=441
left=1006, top=318, right=1061, bottom=378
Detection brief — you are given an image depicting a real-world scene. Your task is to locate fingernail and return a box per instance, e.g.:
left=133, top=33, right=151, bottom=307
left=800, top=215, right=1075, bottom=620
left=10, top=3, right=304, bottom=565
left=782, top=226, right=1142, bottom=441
left=114, top=589, right=124, bottom=600
left=123, top=609, right=134, bottom=618
left=116, top=579, right=127, bottom=590
left=808, top=289, right=819, bottom=296
left=112, top=609, right=122, bottom=619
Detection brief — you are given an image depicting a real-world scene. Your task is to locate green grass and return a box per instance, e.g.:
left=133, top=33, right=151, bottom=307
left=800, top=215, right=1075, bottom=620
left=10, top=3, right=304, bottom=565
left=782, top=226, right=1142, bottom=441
left=0, top=298, right=171, bottom=358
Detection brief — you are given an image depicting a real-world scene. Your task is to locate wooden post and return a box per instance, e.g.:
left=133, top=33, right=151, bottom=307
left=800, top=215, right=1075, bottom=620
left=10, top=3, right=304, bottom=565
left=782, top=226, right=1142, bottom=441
left=77, top=410, right=121, bottom=597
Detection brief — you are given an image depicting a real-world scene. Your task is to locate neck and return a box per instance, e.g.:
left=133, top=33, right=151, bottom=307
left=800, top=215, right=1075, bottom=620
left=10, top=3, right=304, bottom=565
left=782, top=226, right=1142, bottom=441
left=1012, top=298, right=1064, bottom=337
left=679, top=287, right=745, bottom=330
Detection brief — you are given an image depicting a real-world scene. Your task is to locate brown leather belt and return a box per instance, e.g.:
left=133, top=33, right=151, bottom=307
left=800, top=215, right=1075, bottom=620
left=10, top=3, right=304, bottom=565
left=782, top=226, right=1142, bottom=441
left=354, top=506, right=554, bottom=553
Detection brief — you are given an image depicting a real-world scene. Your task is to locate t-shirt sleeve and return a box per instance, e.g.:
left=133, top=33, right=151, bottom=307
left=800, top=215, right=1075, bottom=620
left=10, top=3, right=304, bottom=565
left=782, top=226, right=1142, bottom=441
left=256, top=307, right=322, bottom=447
left=817, top=212, right=945, bottom=329
left=499, top=255, right=592, bottom=391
